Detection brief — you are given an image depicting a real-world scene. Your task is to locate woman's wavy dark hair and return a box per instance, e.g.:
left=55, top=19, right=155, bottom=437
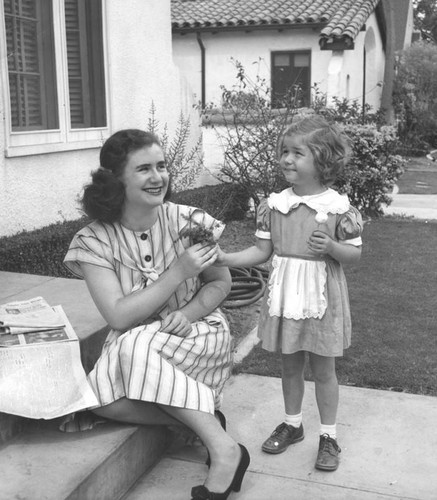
left=278, top=114, right=351, bottom=186
left=82, top=129, right=171, bottom=222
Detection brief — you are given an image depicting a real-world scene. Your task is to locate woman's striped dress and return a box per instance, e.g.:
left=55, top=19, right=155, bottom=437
left=63, top=202, right=232, bottom=423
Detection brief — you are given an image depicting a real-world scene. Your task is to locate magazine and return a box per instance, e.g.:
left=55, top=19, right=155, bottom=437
left=0, top=297, right=99, bottom=419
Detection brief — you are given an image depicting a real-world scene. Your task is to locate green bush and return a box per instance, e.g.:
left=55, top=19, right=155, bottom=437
left=0, top=185, right=249, bottom=278
left=393, top=41, right=437, bottom=154
left=147, top=103, right=203, bottom=193
left=0, top=217, right=88, bottom=277
left=319, top=98, right=405, bottom=216
left=202, top=61, right=404, bottom=217
left=334, top=124, right=405, bottom=217
left=200, top=58, right=298, bottom=207
left=170, top=184, right=250, bottom=222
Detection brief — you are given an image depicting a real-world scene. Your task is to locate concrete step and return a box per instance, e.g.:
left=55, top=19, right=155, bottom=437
left=0, top=418, right=169, bottom=500
left=0, top=271, right=171, bottom=499
left=0, top=271, right=110, bottom=446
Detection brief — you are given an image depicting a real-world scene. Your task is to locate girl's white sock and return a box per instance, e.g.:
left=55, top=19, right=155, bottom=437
left=284, top=412, right=302, bottom=428
left=320, top=423, right=337, bottom=439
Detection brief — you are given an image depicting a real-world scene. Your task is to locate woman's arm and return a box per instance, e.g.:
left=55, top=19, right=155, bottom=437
left=80, top=243, right=218, bottom=331
left=178, top=265, right=232, bottom=323
left=216, top=238, right=273, bottom=268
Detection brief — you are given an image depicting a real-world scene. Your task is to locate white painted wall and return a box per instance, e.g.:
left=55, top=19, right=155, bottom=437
left=172, top=12, right=385, bottom=110
left=173, top=12, right=385, bottom=177
left=0, top=0, right=199, bottom=237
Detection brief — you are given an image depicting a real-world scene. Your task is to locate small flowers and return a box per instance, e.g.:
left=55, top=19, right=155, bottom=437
left=180, top=210, right=225, bottom=244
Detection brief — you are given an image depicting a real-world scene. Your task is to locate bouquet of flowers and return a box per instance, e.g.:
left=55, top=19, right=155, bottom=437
left=180, top=210, right=225, bottom=245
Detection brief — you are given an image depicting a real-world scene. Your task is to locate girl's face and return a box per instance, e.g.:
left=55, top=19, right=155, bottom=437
left=279, top=135, right=323, bottom=195
left=120, top=144, right=169, bottom=210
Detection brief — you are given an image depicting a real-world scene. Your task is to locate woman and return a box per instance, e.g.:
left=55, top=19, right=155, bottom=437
left=64, top=129, right=250, bottom=499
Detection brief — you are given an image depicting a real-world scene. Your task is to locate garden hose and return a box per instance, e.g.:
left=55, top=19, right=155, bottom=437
left=222, top=266, right=269, bottom=308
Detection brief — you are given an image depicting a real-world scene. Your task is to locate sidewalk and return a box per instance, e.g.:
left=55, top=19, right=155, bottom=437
left=126, top=374, right=437, bottom=500
left=383, top=191, right=437, bottom=220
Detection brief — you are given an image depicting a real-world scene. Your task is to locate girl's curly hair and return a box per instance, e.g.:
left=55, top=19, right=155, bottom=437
left=278, top=114, right=351, bottom=186
left=82, top=129, right=170, bottom=222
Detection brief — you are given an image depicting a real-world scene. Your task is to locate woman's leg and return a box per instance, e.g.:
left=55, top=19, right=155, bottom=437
left=93, top=399, right=243, bottom=494
left=92, top=398, right=180, bottom=426
left=308, top=353, right=338, bottom=425
left=281, top=351, right=306, bottom=414
left=159, top=405, right=242, bottom=493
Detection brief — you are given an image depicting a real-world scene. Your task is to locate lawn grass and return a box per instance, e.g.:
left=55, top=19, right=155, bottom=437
left=396, top=170, right=437, bottom=194
left=223, top=217, right=437, bottom=396
left=397, top=156, right=437, bottom=194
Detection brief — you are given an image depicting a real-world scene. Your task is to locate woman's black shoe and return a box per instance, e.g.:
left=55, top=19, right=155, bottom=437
left=206, top=410, right=227, bottom=467
left=192, top=444, right=250, bottom=499
left=215, top=410, right=227, bottom=431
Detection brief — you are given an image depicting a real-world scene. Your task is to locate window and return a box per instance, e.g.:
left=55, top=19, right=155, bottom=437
left=2, top=0, right=107, bottom=156
left=271, top=51, right=311, bottom=108
left=65, top=0, right=106, bottom=129
left=5, top=0, right=58, bottom=130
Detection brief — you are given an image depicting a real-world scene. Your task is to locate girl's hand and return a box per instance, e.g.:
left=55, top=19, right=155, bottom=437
left=160, top=311, right=192, bottom=336
left=175, top=242, right=218, bottom=280
left=214, top=244, right=227, bottom=266
left=308, top=230, right=333, bottom=256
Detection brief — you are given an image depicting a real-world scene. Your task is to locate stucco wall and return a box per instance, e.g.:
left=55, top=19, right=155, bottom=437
left=0, top=0, right=197, bottom=237
left=173, top=13, right=385, bottom=178
left=172, top=12, right=385, bottom=111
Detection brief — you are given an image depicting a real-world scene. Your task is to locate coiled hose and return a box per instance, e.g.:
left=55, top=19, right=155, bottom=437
left=222, top=266, right=269, bottom=308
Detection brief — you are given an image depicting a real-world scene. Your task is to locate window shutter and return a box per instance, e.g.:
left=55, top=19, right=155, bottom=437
left=65, top=0, right=106, bottom=129
left=4, top=0, right=58, bottom=130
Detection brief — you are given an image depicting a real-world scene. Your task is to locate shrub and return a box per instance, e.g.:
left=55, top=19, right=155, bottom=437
left=170, top=184, right=250, bottom=222
left=0, top=185, right=249, bottom=278
left=320, top=100, right=405, bottom=216
left=202, top=61, right=404, bottom=217
left=0, top=217, right=88, bottom=278
left=147, top=102, right=203, bottom=192
left=334, top=124, right=405, bottom=217
left=200, top=58, right=299, bottom=206
left=393, top=41, right=437, bottom=154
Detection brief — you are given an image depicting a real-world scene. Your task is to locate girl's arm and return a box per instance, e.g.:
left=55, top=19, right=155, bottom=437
left=79, top=243, right=218, bottom=331
left=216, top=238, right=273, bottom=268
left=308, top=230, right=361, bottom=264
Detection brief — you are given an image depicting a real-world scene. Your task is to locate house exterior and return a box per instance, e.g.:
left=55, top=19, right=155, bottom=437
left=0, top=0, right=198, bottom=237
left=171, top=0, right=413, bottom=115
left=171, top=0, right=413, bottom=183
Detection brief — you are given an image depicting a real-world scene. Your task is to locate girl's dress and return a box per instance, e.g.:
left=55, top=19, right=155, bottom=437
left=256, top=188, right=363, bottom=357
left=62, top=202, right=231, bottom=430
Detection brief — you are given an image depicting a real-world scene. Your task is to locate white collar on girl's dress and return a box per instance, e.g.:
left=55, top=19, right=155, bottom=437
left=267, top=188, right=350, bottom=215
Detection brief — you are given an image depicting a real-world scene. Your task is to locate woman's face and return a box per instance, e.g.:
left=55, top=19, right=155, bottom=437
left=120, top=144, right=169, bottom=210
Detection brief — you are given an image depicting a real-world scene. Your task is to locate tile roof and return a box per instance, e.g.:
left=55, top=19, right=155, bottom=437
left=172, top=0, right=381, bottom=42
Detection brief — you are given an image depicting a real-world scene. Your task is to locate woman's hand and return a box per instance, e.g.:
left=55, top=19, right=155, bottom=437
left=174, top=243, right=218, bottom=280
left=308, top=230, right=333, bottom=255
left=160, top=311, right=192, bottom=336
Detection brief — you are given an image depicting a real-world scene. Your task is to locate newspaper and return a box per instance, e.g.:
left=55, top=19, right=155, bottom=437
left=0, top=297, right=99, bottom=419
left=0, top=296, right=65, bottom=335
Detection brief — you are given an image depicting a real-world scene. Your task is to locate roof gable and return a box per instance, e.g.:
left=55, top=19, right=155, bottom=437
left=172, top=0, right=381, bottom=45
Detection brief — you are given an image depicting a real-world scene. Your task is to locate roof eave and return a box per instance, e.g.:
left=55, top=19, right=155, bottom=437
left=319, top=36, right=355, bottom=50
left=172, top=22, right=327, bottom=35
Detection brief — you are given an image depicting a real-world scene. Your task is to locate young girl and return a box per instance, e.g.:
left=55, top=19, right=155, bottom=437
left=216, top=114, right=363, bottom=471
